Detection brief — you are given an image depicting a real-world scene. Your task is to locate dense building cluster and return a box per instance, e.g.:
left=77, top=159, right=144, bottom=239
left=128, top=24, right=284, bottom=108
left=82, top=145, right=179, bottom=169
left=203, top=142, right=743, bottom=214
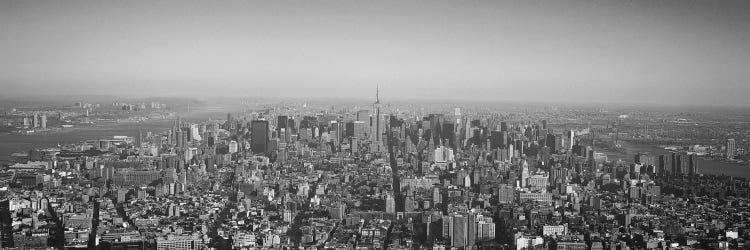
left=0, top=93, right=749, bottom=250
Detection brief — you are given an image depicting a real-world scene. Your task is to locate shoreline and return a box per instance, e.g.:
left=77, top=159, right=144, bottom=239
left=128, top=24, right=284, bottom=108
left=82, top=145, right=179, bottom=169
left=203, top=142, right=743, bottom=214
left=0, top=120, right=174, bottom=165
left=597, top=141, right=750, bottom=178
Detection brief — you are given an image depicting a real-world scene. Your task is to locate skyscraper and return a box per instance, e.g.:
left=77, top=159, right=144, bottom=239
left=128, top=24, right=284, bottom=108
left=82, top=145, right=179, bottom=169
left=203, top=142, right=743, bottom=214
left=490, top=131, right=503, bottom=149
left=635, top=153, right=655, bottom=167
left=385, top=194, right=395, bottom=214
left=546, top=133, right=556, bottom=152
left=225, top=113, right=234, bottom=131
left=0, top=200, right=12, bottom=248
left=670, top=153, right=678, bottom=175
left=229, top=140, right=238, bottom=154
left=726, top=138, right=736, bottom=159
left=40, top=114, right=47, bottom=129
left=464, top=119, right=472, bottom=147
left=429, top=114, right=444, bottom=145
left=175, top=130, right=185, bottom=148
left=676, top=153, right=689, bottom=175
left=688, top=154, right=700, bottom=176
left=33, top=113, right=39, bottom=128
left=433, top=187, right=442, bottom=204
left=454, top=108, right=461, bottom=135
left=356, top=110, right=370, bottom=122
left=353, top=121, right=367, bottom=140
left=251, top=120, right=270, bottom=154
left=190, top=124, right=202, bottom=141
left=520, top=160, right=530, bottom=188
left=277, top=115, right=288, bottom=141
left=371, top=86, right=382, bottom=144
left=502, top=131, right=509, bottom=149
left=498, top=184, right=515, bottom=204
left=467, top=213, right=476, bottom=247
left=566, top=130, right=575, bottom=151
left=451, top=214, right=467, bottom=248
left=476, top=215, right=496, bottom=241
left=441, top=122, right=455, bottom=149
left=658, top=154, right=672, bottom=176
left=287, top=118, right=296, bottom=134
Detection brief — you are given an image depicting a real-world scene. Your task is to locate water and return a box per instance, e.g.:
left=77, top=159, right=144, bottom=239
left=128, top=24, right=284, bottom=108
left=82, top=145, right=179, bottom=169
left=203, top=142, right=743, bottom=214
left=600, top=141, right=750, bottom=179
left=595, top=140, right=669, bottom=161
left=0, top=120, right=174, bottom=164
left=697, top=160, right=750, bottom=179
left=0, top=107, right=226, bottom=165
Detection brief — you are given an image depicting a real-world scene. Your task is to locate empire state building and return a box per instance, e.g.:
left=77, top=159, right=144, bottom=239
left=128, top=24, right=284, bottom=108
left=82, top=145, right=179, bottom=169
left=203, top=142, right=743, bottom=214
left=371, top=86, right=384, bottom=150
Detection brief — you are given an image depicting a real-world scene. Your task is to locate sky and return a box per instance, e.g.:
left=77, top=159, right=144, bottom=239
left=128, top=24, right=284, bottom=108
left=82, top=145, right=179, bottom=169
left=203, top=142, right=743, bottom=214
left=1, top=0, right=749, bottom=106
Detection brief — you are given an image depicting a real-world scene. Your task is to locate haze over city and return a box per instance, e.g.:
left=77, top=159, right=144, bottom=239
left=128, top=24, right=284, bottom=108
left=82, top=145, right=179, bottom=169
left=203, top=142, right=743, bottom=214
left=2, top=0, right=750, bottom=106
left=4, top=0, right=750, bottom=249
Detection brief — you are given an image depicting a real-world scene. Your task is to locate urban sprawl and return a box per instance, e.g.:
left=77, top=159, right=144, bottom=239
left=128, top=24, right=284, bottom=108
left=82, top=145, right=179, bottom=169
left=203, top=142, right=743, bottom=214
left=0, top=93, right=749, bottom=250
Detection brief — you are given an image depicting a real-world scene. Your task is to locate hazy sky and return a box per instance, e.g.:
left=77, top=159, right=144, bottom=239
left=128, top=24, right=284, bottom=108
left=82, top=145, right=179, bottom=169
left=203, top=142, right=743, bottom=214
left=1, top=0, right=749, bottom=106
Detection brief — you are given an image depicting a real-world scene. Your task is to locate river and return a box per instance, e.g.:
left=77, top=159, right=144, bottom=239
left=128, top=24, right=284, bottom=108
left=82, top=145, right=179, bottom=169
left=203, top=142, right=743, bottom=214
left=600, top=141, right=750, bottom=179
left=0, top=120, right=174, bottom=164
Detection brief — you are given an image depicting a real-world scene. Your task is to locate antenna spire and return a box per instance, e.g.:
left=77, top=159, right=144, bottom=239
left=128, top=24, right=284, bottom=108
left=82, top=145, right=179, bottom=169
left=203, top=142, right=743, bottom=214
left=376, top=85, right=380, bottom=104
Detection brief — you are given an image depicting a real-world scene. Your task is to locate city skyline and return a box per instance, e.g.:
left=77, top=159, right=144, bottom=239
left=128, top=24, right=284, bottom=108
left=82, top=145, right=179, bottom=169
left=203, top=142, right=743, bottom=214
left=2, top=1, right=750, bottom=249
left=3, top=0, right=750, bottom=106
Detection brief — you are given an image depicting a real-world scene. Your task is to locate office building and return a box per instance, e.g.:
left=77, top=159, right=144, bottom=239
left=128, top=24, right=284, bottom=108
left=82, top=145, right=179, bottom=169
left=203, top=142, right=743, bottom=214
left=190, top=124, right=201, bottom=141
left=546, top=134, right=556, bottom=152
left=353, top=121, right=368, bottom=140
left=499, top=184, right=515, bottom=204
left=155, top=234, right=204, bottom=250
left=226, top=112, right=233, bottom=128
left=676, top=154, right=689, bottom=175
left=542, top=225, right=567, bottom=236
left=441, top=122, right=455, bottom=149
left=520, top=160, right=530, bottom=188
left=726, top=138, right=736, bottom=159
left=113, top=169, right=162, bottom=186
left=467, top=213, right=476, bottom=247
left=40, top=114, right=47, bottom=129
left=229, top=140, right=238, bottom=154
left=277, top=115, right=288, bottom=139
left=175, top=130, right=185, bottom=148
left=0, top=200, right=12, bottom=248
left=688, top=154, right=700, bottom=176
left=657, top=154, right=671, bottom=176
left=385, top=194, right=395, bottom=214
left=371, top=87, right=382, bottom=144
left=434, top=146, right=454, bottom=163
left=476, top=215, right=495, bottom=241
left=251, top=120, right=270, bottom=154
left=567, top=130, right=575, bottom=150
left=635, top=153, right=655, bottom=167
left=33, top=113, right=39, bottom=128
left=519, top=192, right=553, bottom=203
left=450, top=214, right=467, bottom=248
left=527, top=174, right=549, bottom=192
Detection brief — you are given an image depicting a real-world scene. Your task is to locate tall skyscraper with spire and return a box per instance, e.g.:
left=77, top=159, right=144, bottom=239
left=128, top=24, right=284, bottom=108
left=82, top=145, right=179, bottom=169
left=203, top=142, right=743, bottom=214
left=371, top=85, right=382, bottom=145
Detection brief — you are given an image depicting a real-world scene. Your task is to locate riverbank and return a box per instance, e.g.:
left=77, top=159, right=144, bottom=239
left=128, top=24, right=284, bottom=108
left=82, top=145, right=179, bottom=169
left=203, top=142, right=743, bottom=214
left=599, top=141, right=750, bottom=179
left=0, top=120, right=174, bottom=164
